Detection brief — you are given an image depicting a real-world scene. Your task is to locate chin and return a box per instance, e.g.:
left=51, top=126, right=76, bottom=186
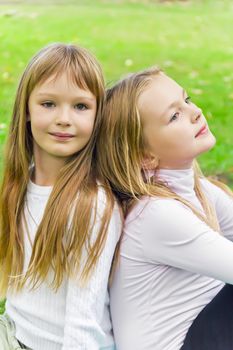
left=199, top=133, right=216, bottom=155
left=207, top=132, right=216, bottom=148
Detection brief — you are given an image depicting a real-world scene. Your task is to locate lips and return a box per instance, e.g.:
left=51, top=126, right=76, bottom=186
left=195, top=124, right=208, bottom=138
left=49, top=132, right=74, bottom=140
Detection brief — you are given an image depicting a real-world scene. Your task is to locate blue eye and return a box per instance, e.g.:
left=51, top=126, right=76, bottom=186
left=185, top=96, right=191, bottom=104
left=75, top=103, right=88, bottom=111
left=170, top=112, right=179, bottom=122
left=41, top=101, right=55, bottom=108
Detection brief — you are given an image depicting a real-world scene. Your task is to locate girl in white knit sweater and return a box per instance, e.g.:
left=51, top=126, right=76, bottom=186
left=0, top=43, right=121, bottom=350
left=96, top=67, right=233, bottom=350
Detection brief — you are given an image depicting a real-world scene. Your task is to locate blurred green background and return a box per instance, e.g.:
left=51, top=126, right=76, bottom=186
left=0, top=0, right=233, bottom=184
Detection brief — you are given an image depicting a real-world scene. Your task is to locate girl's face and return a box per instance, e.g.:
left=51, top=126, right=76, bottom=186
left=138, top=74, right=216, bottom=169
left=28, top=72, right=97, bottom=169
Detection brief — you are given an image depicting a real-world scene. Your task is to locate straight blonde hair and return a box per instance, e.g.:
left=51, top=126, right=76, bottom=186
left=97, top=67, right=232, bottom=234
left=0, top=43, right=114, bottom=297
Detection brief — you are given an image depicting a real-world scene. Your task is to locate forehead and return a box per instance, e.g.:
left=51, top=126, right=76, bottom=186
left=32, top=72, right=95, bottom=98
left=138, top=74, right=183, bottom=119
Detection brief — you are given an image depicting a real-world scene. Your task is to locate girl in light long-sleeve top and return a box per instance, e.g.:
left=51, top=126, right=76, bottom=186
left=97, top=67, right=233, bottom=350
left=0, top=43, right=121, bottom=350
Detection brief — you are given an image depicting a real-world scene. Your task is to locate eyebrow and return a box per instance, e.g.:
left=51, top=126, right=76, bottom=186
left=166, top=89, right=186, bottom=110
left=36, top=93, right=95, bottom=101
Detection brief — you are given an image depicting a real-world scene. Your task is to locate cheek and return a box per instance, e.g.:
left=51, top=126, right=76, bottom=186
left=156, top=129, right=192, bottom=156
left=172, top=135, right=193, bottom=152
left=78, top=116, right=96, bottom=136
left=143, top=125, right=161, bottom=149
left=29, top=106, right=48, bottom=130
left=30, top=119, right=48, bottom=134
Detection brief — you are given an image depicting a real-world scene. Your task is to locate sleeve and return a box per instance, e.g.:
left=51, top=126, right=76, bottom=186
left=62, top=190, right=122, bottom=350
left=141, top=198, right=233, bottom=284
left=202, top=179, right=233, bottom=241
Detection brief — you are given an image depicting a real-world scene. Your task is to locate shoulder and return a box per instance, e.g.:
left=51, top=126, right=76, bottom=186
left=126, top=195, right=209, bottom=243
left=127, top=196, right=191, bottom=222
left=200, top=177, right=233, bottom=205
left=127, top=196, right=195, bottom=231
left=200, top=177, right=222, bottom=196
left=123, top=195, right=219, bottom=267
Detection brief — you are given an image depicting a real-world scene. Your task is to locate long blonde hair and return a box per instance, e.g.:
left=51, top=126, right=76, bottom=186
left=97, top=67, right=231, bottom=234
left=0, top=43, right=114, bottom=297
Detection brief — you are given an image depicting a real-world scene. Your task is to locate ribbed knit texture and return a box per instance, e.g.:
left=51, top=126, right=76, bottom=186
left=6, top=180, right=121, bottom=350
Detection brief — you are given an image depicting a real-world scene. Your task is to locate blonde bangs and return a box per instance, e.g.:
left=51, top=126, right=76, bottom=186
left=27, top=44, right=104, bottom=102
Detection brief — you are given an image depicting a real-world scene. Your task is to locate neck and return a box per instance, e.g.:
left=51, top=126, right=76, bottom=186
left=32, top=157, right=65, bottom=186
left=158, top=159, right=194, bottom=170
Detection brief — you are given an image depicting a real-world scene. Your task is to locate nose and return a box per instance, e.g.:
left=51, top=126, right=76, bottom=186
left=190, top=105, right=202, bottom=123
left=56, top=107, right=71, bottom=126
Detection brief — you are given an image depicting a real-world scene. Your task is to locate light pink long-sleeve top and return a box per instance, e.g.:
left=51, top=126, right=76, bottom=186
left=110, top=168, right=233, bottom=350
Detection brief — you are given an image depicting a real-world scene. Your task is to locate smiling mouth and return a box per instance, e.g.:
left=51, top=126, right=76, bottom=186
left=195, top=125, right=208, bottom=138
left=49, top=132, right=74, bottom=140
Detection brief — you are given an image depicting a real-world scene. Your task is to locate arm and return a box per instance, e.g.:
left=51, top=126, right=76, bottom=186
left=141, top=198, right=233, bottom=284
left=62, top=191, right=121, bottom=350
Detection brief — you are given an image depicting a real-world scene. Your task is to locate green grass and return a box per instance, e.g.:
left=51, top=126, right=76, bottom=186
left=0, top=0, right=233, bottom=184
left=0, top=299, right=5, bottom=314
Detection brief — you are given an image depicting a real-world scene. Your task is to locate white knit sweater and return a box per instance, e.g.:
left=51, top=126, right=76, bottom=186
left=6, top=180, right=121, bottom=350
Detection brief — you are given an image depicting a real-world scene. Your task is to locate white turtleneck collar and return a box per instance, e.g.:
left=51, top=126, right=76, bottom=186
left=156, top=168, right=195, bottom=198
left=151, top=167, right=204, bottom=212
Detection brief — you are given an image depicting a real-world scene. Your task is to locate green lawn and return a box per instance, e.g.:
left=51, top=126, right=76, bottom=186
left=0, top=299, right=5, bottom=314
left=1, top=0, right=233, bottom=182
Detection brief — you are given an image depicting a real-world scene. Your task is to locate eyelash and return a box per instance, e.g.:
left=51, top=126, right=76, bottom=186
left=74, top=103, right=88, bottom=111
left=41, top=102, right=88, bottom=110
left=41, top=101, right=55, bottom=108
left=170, top=112, right=179, bottom=122
left=169, top=96, right=192, bottom=122
left=185, top=96, right=191, bottom=104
